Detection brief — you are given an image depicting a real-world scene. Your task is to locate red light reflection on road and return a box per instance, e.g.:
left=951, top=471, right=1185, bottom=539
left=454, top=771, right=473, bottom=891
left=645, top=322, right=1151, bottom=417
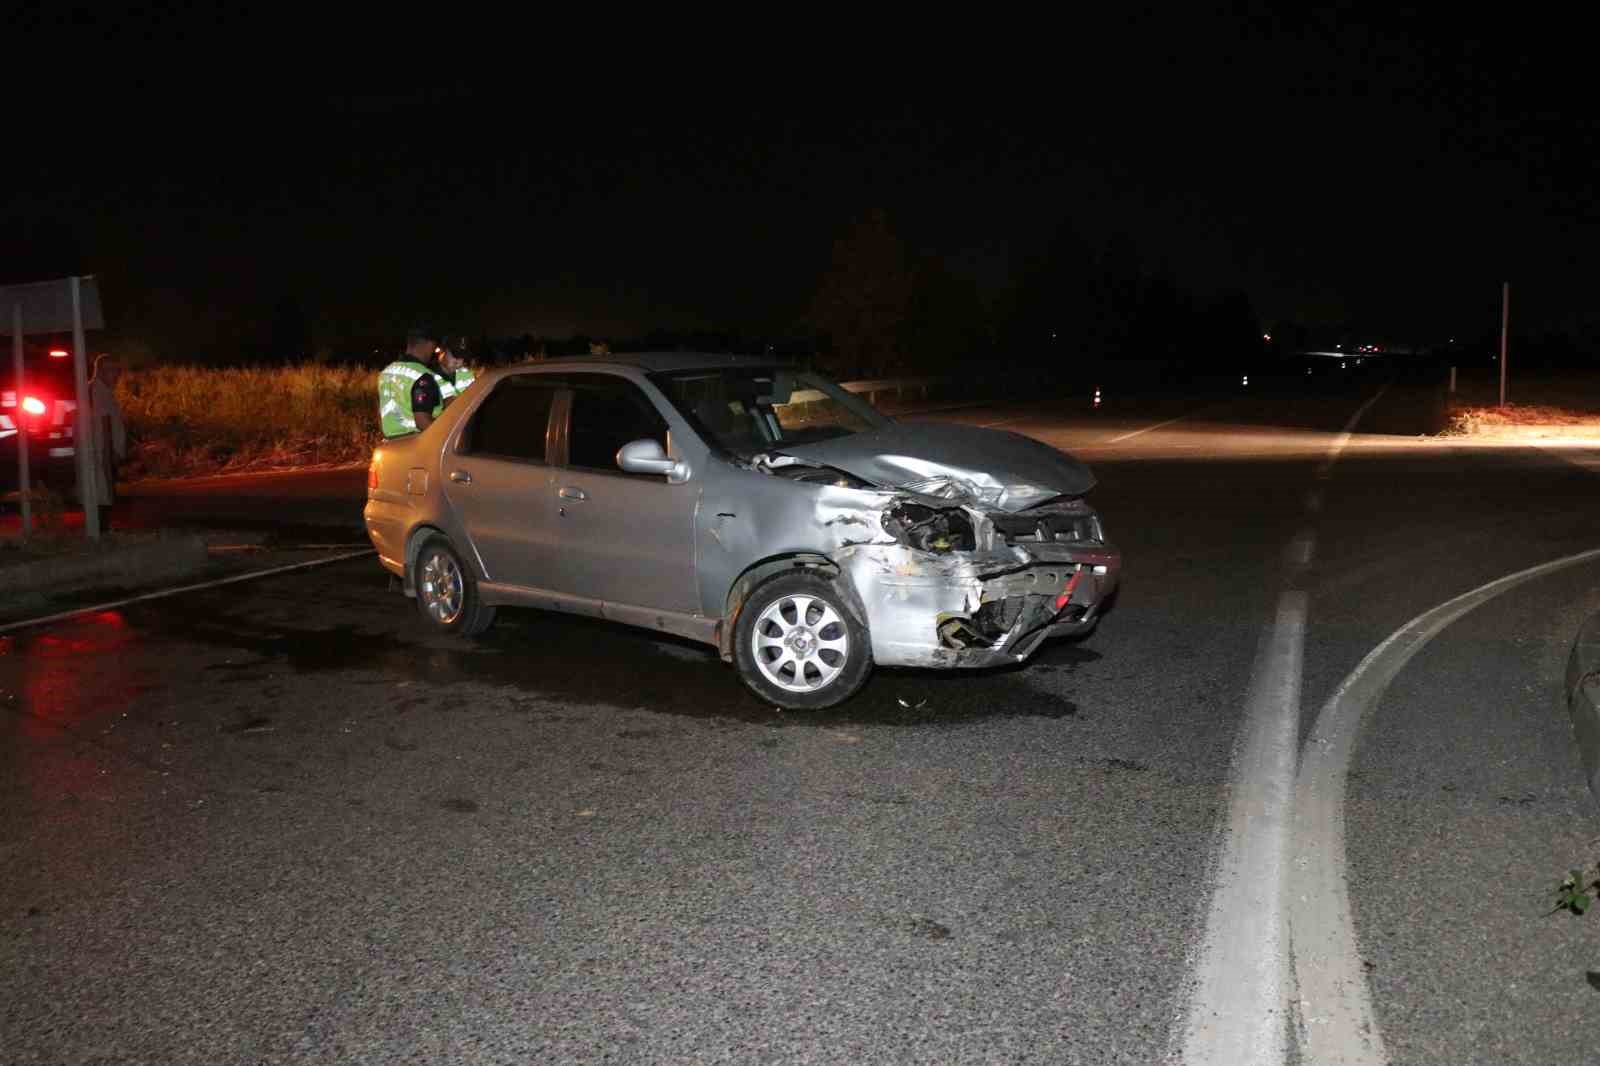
left=5, top=611, right=139, bottom=736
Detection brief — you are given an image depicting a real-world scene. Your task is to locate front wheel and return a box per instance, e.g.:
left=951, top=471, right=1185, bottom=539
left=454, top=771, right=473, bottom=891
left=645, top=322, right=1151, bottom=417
left=734, top=570, right=872, bottom=710
left=413, top=536, right=496, bottom=637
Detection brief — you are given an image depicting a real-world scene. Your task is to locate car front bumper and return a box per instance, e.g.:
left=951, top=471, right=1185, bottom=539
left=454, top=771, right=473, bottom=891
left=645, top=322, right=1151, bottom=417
left=837, top=540, right=1121, bottom=669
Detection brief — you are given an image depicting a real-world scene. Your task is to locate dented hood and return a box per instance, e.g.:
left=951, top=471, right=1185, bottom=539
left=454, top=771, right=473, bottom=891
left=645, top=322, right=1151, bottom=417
left=779, top=422, right=1096, bottom=511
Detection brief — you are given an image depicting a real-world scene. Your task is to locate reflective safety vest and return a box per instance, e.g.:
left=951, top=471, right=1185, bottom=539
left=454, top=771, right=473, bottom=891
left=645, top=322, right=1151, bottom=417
left=378, top=360, right=477, bottom=438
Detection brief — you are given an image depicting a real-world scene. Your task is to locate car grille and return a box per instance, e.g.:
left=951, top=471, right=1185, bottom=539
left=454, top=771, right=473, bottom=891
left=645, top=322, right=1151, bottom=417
left=989, top=511, right=1103, bottom=545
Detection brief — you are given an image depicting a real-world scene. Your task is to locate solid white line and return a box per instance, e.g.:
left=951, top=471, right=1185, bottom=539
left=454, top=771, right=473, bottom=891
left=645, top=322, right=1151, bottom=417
left=1288, top=544, right=1600, bottom=1065
left=0, top=549, right=375, bottom=636
left=1104, top=413, right=1191, bottom=444
left=1180, top=387, right=1382, bottom=1065
left=1180, top=590, right=1306, bottom=1065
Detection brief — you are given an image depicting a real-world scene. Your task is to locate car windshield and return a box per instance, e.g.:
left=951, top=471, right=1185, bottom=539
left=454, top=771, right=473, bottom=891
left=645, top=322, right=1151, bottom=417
left=649, top=366, right=891, bottom=458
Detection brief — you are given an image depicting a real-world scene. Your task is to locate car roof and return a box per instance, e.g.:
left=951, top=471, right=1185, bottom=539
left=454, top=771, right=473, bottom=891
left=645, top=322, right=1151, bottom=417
left=511, top=351, right=796, bottom=374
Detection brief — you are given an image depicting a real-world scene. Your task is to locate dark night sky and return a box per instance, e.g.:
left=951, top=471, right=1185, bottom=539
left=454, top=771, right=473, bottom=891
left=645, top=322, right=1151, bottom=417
left=5, top=6, right=1596, bottom=357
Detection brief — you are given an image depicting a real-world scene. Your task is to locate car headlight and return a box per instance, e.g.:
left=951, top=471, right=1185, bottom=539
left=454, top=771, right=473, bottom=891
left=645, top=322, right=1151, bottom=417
left=882, top=501, right=975, bottom=553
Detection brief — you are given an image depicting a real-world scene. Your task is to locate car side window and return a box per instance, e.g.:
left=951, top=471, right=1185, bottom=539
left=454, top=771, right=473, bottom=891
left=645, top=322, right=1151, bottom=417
left=565, top=375, right=669, bottom=474
left=459, top=376, right=556, bottom=462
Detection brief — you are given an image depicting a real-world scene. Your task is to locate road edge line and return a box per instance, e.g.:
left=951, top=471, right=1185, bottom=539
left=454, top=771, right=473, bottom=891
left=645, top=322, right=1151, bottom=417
left=0, top=549, right=376, bottom=636
left=1289, top=545, right=1600, bottom=1065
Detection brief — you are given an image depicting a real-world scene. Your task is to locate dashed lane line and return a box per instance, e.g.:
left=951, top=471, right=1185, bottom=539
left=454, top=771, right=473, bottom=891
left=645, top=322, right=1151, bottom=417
left=1103, top=413, right=1193, bottom=444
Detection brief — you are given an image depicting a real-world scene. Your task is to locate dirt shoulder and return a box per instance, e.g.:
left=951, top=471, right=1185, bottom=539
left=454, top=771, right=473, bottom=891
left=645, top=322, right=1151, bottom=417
left=1445, top=403, right=1600, bottom=441
left=1441, top=368, right=1600, bottom=441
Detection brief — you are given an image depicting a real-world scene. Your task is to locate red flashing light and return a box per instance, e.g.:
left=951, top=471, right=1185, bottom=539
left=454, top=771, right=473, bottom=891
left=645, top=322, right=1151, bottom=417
left=48, top=349, right=68, bottom=359
left=20, top=396, right=47, bottom=416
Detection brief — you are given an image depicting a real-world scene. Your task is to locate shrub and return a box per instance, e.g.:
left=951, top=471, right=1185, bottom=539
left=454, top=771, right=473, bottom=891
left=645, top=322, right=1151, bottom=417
left=117, top=365, right=381, bottom=479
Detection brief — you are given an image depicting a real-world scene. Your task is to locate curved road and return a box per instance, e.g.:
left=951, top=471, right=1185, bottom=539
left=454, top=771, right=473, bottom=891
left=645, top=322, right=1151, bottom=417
left=3, top=377, right=1599, bottom=1064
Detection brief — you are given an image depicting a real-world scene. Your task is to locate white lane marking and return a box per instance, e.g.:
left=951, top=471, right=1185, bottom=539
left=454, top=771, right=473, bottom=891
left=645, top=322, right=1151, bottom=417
left=980, top=415, right=1027, bottom=428
left=1181, top=387, right=1383, bottom=1065
left=1315, top=385, right=1389, bottom=479
left=1180, top=591, right=1306, bottom=1065
left=1104, top=412, right=1192, bottom=444
left=1286, top=530, right=1316, bottom=571
left=0, top=550, right=375, bottom=636
left=1289, top=544, right=1600, bottom=1065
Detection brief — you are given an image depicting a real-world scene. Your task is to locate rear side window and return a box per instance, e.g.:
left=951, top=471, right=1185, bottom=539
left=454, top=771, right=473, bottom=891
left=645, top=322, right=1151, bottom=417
left=460, top=376, right=555, bottom=461
left=565, top=375, right=669, bottom=473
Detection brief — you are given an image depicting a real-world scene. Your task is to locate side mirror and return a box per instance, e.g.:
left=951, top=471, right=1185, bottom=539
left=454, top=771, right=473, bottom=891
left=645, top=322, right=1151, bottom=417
left=616, top=438, right=690, bottom=483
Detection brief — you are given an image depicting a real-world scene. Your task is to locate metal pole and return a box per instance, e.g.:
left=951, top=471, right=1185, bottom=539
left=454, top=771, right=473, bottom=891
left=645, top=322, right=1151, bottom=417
left=1498, top=281, right=1510, bottom=408
left=12, top=303, right=30, bottom=536
left=71, top=276, right=100, bottom=538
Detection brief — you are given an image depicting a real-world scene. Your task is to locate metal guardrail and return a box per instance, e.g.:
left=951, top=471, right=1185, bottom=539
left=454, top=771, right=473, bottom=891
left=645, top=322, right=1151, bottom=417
left=788, top=375, right=944, bottom=406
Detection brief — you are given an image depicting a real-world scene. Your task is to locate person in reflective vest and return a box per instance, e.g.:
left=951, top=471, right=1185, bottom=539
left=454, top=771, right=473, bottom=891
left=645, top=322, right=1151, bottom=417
left=378, top=328, right=476, bottom=437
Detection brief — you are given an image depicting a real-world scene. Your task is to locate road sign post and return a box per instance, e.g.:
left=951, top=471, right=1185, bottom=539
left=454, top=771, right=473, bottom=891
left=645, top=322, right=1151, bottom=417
left=70, top=277, right=99, bottom=538
left=11, top=303, right=30, bottom=536
left=0, top=276, right=106, bottom=539
left=1499, top=282, right=1510, bottom=408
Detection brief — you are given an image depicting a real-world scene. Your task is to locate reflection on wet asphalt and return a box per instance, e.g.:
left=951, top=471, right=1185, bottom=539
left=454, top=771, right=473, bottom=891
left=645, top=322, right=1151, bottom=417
left=0, top=440, right=1302, bottom=1065
left=113, top=559, right=1091, bottom=726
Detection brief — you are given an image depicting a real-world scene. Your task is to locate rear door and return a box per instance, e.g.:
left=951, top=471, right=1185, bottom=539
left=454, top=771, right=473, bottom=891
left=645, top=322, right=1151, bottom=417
left=441, top=374, right=562, bottom=590
left=549, top=373, right=700, bottom=613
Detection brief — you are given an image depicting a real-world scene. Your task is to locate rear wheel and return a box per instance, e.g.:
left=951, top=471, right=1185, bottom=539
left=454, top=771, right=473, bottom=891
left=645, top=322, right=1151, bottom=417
left=734, top=570, right=872, bottom=710
left=413, top=536, right=496, bottom=637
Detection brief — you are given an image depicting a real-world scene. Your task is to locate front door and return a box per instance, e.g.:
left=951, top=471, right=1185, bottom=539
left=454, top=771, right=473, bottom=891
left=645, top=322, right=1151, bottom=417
left=441, top=374, right=562, bottom=591
left=549, top=373, right=699, bottom=613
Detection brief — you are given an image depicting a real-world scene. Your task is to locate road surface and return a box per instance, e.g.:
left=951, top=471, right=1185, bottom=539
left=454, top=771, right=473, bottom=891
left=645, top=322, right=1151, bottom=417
left=4, top=375, right=1599, bottom=1064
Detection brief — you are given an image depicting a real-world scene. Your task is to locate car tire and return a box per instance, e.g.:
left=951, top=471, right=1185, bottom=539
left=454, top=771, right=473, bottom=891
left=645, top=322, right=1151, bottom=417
left=734, top=569, right=872, bottom=710
left=413, top=536, right=496, bottom=637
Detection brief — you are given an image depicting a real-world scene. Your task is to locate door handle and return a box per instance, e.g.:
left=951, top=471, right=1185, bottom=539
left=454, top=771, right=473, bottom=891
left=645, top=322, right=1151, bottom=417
left=558, top=486, right=588, bottom=501
left=449, top=470, right=472, bottom=484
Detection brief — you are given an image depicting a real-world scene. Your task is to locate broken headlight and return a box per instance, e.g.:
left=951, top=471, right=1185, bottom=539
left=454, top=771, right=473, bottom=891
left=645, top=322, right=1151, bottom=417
left=882, top=501, right=976, bottom=553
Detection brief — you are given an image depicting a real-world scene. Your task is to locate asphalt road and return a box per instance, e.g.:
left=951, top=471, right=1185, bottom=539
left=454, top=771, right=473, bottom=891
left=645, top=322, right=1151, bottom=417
left=5, top=374, right=1600, bottom=1064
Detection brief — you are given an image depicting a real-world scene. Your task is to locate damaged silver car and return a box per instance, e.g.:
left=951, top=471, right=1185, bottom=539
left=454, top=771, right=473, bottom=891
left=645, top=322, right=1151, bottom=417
left=364, top=354, right=1120, bottom=709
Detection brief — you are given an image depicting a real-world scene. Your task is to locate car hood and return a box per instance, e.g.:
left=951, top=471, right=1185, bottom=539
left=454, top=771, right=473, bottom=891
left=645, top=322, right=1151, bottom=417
left=777, top=422, right=1096, bottom=511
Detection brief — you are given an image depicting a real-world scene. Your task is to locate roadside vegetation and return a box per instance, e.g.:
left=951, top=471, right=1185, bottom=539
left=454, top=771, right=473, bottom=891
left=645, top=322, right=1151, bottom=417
left=117, top=365, right=379, bottom=480
left=1444, top=367, right=1600, bottom=438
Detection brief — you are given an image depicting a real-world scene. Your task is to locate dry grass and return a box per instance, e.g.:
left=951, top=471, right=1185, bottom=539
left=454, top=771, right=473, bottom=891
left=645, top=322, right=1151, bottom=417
left=1444, top=404, right=1600, bottom=439
left=1444, top=368, right=1600, bottom=439
left=118, top=365, right=380, bottom=479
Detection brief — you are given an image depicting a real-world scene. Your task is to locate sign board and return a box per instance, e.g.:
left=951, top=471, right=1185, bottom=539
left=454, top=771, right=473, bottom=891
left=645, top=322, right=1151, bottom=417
left=0, top=276, right=104, bottom=335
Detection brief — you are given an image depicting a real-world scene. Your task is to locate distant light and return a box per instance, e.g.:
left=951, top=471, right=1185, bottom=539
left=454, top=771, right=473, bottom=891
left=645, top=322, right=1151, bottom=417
left=1335, top=344, right=1342, bottom=350
left=48, top=349, right=68, bottom=359
left=1241, top=375, right=1250, bottom=387
left=21, top=396, right=46, bottom=415
left=1092, top=387, right=1102, bottom=409
left=1262, top=333, right=1271, bottom=342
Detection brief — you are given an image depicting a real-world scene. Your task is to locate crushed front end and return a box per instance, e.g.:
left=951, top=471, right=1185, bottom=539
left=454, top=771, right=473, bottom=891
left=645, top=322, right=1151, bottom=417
left=836, top=496, right=1120, bottom=669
